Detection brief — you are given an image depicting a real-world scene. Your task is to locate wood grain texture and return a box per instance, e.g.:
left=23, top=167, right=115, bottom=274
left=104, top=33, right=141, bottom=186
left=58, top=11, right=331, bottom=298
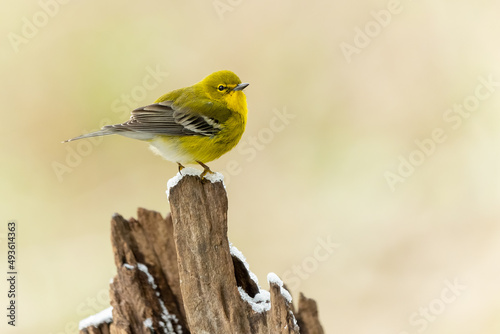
left=79, top=174, right=324, bottom=334
left=169, top=176, right=251, bottom=333
left=80, top=323, right=111, bottom=334
left=109, top=211, right=187, bottom=334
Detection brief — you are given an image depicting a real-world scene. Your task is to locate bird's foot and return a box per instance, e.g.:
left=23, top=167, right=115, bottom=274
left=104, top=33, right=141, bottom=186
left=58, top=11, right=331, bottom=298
left=177, top=163, right=185, bottom=174
left=196, top=161, right=214, bottom=180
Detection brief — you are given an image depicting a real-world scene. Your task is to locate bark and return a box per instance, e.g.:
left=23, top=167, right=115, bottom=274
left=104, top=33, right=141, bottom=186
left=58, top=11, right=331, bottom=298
left=79, top=174, right=324, bottom=334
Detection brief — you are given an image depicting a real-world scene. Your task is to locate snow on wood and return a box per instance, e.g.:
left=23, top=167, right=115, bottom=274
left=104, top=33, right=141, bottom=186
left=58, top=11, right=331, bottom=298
left=79, top=174, right=324, bottom=334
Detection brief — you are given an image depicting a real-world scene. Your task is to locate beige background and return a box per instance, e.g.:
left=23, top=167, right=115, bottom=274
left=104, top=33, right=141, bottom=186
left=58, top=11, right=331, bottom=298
left=1, top=0, right=500, bottom=333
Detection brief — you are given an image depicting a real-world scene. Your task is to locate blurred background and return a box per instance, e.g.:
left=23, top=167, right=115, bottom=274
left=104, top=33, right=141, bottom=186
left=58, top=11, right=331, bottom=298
left=1, top=0, right=500, bottom=333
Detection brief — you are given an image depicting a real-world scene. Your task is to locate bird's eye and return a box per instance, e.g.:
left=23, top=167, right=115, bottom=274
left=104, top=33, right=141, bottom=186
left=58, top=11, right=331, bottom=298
left=217, top=85, right=226, bottom=91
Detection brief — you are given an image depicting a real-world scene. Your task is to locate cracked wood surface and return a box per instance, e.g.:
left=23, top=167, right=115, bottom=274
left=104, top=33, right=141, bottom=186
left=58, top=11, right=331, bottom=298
left=80, top=175, right=324, bottom=334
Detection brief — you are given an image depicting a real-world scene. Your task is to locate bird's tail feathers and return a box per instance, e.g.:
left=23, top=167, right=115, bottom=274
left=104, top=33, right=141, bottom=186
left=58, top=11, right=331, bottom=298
left=62, top=129, right=113, bottom=143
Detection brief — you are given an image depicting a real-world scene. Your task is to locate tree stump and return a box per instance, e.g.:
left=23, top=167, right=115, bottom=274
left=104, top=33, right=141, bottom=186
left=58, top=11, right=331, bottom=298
left=79, top=168, right=324, bottom=334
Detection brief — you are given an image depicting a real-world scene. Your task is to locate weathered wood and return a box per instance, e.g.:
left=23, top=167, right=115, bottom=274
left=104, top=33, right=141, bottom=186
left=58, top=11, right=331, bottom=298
left=109, top=211, right=187, bottom=333
left=80, top=323, right=111, bottom=334
left=79, top=172, right=324, bottom=334
left=296, top=293, right=325, bottom=334
left=169, top=175, right=251, bottom=333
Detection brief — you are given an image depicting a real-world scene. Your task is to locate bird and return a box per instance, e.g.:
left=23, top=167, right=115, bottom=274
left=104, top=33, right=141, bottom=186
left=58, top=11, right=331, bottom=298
left=64, top=70, right=249, bottom=178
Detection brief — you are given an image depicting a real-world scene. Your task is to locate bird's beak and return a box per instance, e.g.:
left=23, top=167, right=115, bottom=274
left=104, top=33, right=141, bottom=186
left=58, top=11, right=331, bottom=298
left=233, top=83, right=249, bottom=91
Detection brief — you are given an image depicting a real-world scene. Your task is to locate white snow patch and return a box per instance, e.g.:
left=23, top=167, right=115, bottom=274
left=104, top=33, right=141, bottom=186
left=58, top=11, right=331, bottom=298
left=159, top=299, right=183, bottom=333
left=144, top=317, right=153, bottom=329
left=136, top=263, right=182, bottom=333
left=267, top=272, right=283, bottom=285
left=267, top=272, right=292, bottom=303
left=231, top=243, right=274, bottom=313
left=137, top=263, right=157, bottom=289
left=229, top=243, right=260, bottom=287
left=229, top=242, right=246, bottom=263
left=79, top=306, right=113, bottom=330
left=238, top=287, right=271, bottom=313
left=167, top=167, right=200, bottom=191
left=267, top=273, right=298, bottom=328
left=290, top=310, right=298, bottom=328
left=204, top=170, right=224, bottom=183
left=166, top=167, right=224, bottom=199
left=123, top=263, right=135, bottom=270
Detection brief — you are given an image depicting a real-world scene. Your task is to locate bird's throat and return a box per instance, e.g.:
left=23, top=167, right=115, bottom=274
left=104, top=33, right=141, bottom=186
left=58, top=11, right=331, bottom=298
left=225, top=91, right=248, bottom=118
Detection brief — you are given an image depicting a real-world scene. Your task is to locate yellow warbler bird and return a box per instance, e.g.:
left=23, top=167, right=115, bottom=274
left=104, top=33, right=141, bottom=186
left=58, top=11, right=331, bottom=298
left=64, top=70, right=249, bottom=177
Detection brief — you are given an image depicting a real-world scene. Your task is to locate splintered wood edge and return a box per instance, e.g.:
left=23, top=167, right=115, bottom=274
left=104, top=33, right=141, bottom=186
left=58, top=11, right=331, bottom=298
left=296, top=292, right=325, bottom=334
left=80, top=175, right=325, bottom=333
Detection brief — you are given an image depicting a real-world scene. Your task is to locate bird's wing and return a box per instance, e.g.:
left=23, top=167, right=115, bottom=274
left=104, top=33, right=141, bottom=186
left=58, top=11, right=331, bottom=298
left=103, top=101, right=221, bottom=137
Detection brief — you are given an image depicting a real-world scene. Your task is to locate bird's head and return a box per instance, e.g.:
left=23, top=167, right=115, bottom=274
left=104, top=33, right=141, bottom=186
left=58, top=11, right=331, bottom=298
left=200, top=70, right=249, bottom=111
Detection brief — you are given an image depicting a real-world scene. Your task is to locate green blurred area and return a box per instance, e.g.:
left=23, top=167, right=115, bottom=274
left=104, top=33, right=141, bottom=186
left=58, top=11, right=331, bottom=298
left=1, top=0, right=500, bottom=333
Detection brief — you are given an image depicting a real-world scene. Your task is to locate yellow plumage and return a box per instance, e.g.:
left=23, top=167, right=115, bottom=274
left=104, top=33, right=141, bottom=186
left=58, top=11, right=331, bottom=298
left=64, top=70, right=249, bottom=176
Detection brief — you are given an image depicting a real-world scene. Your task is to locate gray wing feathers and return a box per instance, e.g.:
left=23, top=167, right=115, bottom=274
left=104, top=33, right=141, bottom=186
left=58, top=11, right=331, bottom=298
left=109, top=102, right=221, bottom=137
left=65, top=101, right=222, bottom=142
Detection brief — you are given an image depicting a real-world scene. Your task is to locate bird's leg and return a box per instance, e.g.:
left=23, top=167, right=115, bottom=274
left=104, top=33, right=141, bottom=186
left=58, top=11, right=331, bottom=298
left=196, top=161, right=214, bottom=179
left=177, top=162, right=185, bottom=174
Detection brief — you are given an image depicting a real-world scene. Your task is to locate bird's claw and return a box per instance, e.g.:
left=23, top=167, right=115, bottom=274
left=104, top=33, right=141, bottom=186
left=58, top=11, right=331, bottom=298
left=196, top=161, right=214, bottom=180
left=177, top=163, right=185, bottom=175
